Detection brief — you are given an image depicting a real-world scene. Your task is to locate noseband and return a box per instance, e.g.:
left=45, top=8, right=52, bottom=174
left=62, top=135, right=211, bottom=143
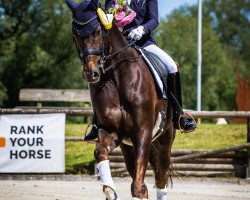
left=80, top=49, right=103, bottom=57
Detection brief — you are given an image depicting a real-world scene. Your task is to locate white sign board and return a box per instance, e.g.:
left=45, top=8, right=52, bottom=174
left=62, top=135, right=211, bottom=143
left=0, top=114, right=65, bottom=173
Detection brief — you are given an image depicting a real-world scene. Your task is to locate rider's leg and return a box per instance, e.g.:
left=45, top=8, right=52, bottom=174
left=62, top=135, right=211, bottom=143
left=167, top=72, right=196, bottom=131
left=83, top=111, right=98, bottom=141
left=144, top=44, right=178, bottom=74
left=144, top=44, right=196, bottom=132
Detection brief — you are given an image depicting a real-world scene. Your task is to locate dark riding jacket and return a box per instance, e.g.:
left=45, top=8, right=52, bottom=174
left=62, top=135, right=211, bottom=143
left=105, top=0, right=159, bottom=47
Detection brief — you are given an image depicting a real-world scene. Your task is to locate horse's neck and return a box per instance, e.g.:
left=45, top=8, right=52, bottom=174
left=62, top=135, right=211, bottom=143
left=106, top=26, right=139, bottom=87
left=91, top=26, right=138, bottom=93
left=107, top=26, right=128, bottom=54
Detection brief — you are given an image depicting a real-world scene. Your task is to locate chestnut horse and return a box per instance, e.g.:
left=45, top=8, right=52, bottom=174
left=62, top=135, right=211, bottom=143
left=66, top=1, right=175, bottom=199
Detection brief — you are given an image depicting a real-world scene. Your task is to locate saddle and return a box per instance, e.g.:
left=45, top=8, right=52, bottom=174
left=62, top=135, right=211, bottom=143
left=137, top=48, right=168, bottom=99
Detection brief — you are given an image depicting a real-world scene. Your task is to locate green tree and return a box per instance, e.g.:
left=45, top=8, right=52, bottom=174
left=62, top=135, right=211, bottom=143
left=156, top=7, right=236, bottom=110
left=0, top=0, right=85, bottom=107
left=203, top=0, right=250, bottom=77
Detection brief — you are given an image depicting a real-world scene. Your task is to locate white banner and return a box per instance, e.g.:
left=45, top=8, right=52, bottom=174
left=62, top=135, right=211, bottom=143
left=0, top=114, right=65, bottom=173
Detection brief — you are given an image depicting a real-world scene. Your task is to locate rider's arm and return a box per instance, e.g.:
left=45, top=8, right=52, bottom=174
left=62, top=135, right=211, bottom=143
left=142, top=0, right=159, bottom=34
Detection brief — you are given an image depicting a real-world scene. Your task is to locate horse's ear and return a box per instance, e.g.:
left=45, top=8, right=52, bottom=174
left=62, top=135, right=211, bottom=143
left=97, top=7, right=113, bottom=30
left=65, top=0, right=78, bottom=12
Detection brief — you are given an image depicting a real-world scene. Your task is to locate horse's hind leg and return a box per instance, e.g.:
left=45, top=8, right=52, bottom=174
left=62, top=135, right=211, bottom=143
left=120, top=143, right=135, bottom=177
left=94, top=128, right=120, bottom=200
left=149, top=128, right=175, bottom=200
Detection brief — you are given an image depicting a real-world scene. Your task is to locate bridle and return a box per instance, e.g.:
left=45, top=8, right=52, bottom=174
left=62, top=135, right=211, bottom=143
left=73, top=14, right=138, bottom=74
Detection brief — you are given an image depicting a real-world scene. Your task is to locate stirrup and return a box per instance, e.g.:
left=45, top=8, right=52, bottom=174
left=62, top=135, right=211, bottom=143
left=83, top=124, right=98, bottom=143
left=178, top=112, right=197, bottom=133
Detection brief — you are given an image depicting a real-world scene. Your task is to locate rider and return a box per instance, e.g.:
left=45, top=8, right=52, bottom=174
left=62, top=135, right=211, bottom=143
left=84, top=0, right=196, bottom=141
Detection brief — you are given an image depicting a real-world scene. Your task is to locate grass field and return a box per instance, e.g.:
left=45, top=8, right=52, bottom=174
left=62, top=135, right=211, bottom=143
left=65, top=123, right=247, bottom=173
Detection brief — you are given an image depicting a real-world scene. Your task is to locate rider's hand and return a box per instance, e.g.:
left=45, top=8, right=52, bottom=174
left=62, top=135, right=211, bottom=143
left=128, top=26, right=145, bottom=40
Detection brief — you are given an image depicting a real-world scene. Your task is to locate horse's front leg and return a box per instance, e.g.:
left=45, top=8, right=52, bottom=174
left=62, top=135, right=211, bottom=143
left=131, top=127, right=152, bottom=200
left=95, top=128, right=120, bottom=200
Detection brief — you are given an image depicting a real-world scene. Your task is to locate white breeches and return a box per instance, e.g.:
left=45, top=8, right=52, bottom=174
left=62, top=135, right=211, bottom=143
left=144, top=44, right=178, bottom=74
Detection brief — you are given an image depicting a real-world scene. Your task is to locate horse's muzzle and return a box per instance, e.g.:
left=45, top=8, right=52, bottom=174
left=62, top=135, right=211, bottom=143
left=83, top=69, right=100, bottom=84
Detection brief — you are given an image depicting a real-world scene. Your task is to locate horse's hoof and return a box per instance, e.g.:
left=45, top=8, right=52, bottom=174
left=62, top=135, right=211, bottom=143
left=104, top=186, right=119, bottom=200
left=105, top=196, right=120, bottom=200
left=105, top=193, right=120, bottom=200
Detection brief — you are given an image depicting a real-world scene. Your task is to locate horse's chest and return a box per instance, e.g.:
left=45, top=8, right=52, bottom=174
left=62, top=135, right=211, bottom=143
left=98, top=107, right=122, bottom=130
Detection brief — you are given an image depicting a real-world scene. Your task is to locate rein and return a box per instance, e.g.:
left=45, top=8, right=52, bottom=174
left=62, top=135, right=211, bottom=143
left=72, top=14, right=140, bottom=75
left=103, top=39, right=137, bottom=60
left=103, top=55, right=141, bottom=73
left=74, top=29, right=137, bottom=73
left=100, top=39, right=138, bottom=73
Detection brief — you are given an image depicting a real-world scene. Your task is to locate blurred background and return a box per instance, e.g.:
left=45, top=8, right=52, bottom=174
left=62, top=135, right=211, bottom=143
left=0, top=0, right=249, bottom=111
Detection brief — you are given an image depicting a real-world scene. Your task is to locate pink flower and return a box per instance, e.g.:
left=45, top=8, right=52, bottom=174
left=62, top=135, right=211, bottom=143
left=115, top=11, right=126, bottom=21
left=108, top=1, right=137, bottom=28
left=115, top=10, right=137, bottom=28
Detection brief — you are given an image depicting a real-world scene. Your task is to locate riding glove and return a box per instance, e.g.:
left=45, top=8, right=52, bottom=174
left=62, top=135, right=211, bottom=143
left=128, top=26, right=145, bottom=40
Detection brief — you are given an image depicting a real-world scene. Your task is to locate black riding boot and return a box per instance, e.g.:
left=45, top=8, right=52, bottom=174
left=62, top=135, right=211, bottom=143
left=167, top=72, right=197, bottom=132
left=83, top=112, right=98, bottom=141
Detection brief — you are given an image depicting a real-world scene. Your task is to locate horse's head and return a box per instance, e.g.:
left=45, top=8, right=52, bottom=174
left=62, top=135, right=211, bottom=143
left=65, top=0, right=109, bottom=84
